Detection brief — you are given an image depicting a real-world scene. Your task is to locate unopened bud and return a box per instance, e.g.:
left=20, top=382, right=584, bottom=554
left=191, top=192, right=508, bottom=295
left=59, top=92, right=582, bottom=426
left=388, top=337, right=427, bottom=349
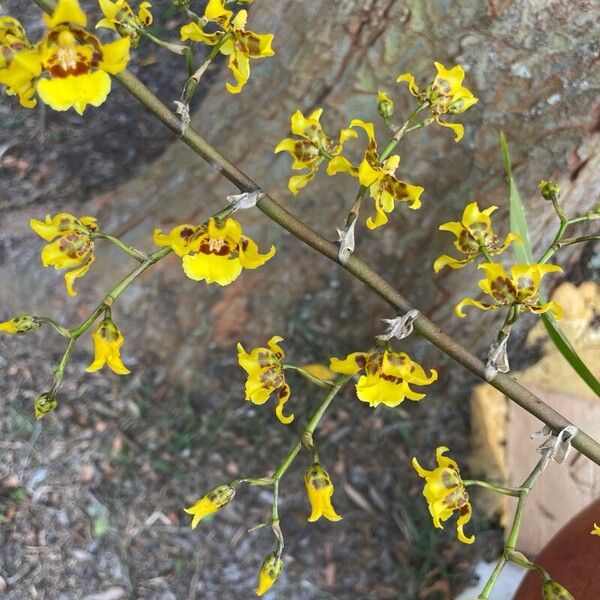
left=542, top=580, right=574, bottom=600
left=34, top=392, right=57, bottom=420
left=377, top=91, right=394, bottom=121
left=184, top=483, right=236, bottom=528
left=0, top=315, right=41, bottom=335
left=255, top=553, right=283, bottom=597
left=539, top=180, right=560, bottom=202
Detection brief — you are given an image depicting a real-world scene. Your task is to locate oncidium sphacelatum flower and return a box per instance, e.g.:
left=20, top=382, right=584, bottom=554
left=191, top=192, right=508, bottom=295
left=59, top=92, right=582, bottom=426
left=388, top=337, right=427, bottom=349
left=0, top=315, right=41, bottom=335
left=96, top=0, right=153, bottom=48
left=255, top=553, right=284, bottom=597
left=412, top=446, right=474, bottom=544
left=591, top=523, right=600, bottom=536
left=0, top=16, right=40, bottom=108
left=327, top=119, right=424, bottom=229
left=0, top=0, right=131, bottom=114
left=304, top=463, right=342, bottom=523
left=30, top=213, right=98, bottom=297
left=85, top=316, right=130, bottom=375
left=397, top=62, right=478, bottom=141
left=275, top=108, right=357, bottom=195
left=180, top=0, right=274, bottom=94
left=455, top=263, right=564, bottom=319
left=330, top=347, right=437, bottom=408
left=433, top=201, right=521, bottom=272
left=237, top=335, right=293, bottom=424
left=184, top=483, right=235, bottom=529
left=153, top=217, right=275, bottom=286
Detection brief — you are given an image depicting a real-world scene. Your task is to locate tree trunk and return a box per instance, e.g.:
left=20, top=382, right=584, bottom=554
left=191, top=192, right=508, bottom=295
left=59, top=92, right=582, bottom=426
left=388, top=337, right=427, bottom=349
left=2, top=0, right=599, bottom=389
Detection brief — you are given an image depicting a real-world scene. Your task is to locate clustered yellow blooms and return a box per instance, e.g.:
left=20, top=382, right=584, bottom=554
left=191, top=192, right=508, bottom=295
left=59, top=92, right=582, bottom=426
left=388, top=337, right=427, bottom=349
left=591, top=523, right=600, bottom=536
left=328, top=119, right=424, bottom=229
left=85, top=317, right=130, bottom=375
left=97, top=0, right=153, bottom=47
left=0, top=0, right=130, bottom=114
left=412, top=446, right=474, bottom=544
left=237, top=335, right=293, bottom=424
left=180, top=0, right=274, bottom=94
left=184, top=483, right=236, bottom=529
left=275, top=108, right=357, bottom=195
left=255, top=553, right=284, bottom=597
left=154, top=217, right=275, bottom=286
left=304, top=463, right=342, bottom=522
left=433, top=201, right=521, bottom=272
left=330, top=348, right=437, bottom=407
left=397, top=62, right=478, bottom=142
left=30, top=212, right=98, bottom=297
left=455, top=263, right=564, bottom=319
left=0, top=315, right=41, bottom=335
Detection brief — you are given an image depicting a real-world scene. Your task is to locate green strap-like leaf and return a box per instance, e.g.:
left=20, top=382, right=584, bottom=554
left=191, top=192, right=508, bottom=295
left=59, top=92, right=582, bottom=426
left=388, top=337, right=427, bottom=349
left=500, top=131, right=600, bottom=398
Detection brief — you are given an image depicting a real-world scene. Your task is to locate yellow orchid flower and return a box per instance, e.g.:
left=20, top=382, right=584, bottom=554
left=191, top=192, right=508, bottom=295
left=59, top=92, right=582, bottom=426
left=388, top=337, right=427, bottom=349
left=413, top=446, right=474, bottom=545
left=153, top=217, right=275, bottom=286
left=236, top=335, right=293, bottom=424
left=0, top=0, right=131, bottom=114
left=455, top=263, right=564, bottom=319
left=0, top=16, right=41, bottom=108
left=591, top=523, right=600, bottom=536
left=30, top=213, right=98, bottom=297
left=255, top=553, right=283, bottom=597
left=304, top=463, right=342, bottom=523
left=180, top=0, right=273, bottom=94
left=433, top=201, right=521, bottom=272
left=96, top=0, right=153, bottom=47
left=0, top=315, right=41, bottom=335
left=327, top=119, right=424, bottom=229
left=85, top=317, right=130, bottom=375
left=184, top=483, right=235, bottom=529
left=275, top=108, right=357, bottom=195
left=397, top=62, right=478, bottom=141
left=330, top=348, right=437, bottom=408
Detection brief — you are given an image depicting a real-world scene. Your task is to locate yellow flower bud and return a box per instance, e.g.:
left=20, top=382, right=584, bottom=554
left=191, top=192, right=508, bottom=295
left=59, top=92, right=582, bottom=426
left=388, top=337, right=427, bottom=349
left=542, top=580, right=574, bottom=600
left=539, top=180, right=560, bottom=202
left=0, top=315, right=41, bottom=335
left=304, top=463, right=342, bottom=522
left=184, top=484, right=236, bottom=529
left=377, top=91, right=394, bottom=120
left=85, top=318, right=130, bottom=375
left=255, top=552, right=283, bottom=597
left=34, top=392, right=57, bottom=419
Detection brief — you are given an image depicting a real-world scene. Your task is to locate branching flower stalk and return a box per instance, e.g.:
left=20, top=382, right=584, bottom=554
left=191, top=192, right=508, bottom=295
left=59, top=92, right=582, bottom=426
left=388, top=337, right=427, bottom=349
left=26, top=0, right=600, bottom=467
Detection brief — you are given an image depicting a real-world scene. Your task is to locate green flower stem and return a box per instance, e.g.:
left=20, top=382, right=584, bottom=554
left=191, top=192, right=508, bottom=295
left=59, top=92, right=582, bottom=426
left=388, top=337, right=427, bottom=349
left=51, top=336, right=76, bottom=393
left=183, top=33, right=233, bottom=104
left=478, top=246, right=494, bottom=262
left=104, top=247, right=172, bottom=305
left=37, top=317, right=71, bottom=338
left=92, top=233, right=148, bottom=262
left=463, top=479, right=521, bottom=497
left=28, top=0, right=600, bottom=467
left=557, top=234, right=600, bottom=248
left=282, top=364, right=334, bottom=388
left=271, top=374, right=352, bottom=482
left=138, top=29, right=187, bottom=55
left=478, top=450, right=552, bottom=599
left=380, top=102, right=429, bottom=161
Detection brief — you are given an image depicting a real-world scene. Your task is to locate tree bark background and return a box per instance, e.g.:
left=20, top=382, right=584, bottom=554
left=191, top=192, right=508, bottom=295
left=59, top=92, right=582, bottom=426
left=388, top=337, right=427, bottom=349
left=1, top=0, right=599, bottom=390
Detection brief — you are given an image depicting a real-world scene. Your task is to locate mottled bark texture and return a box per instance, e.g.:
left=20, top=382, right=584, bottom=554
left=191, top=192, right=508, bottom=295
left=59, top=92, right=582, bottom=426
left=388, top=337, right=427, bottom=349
left=1, top=0, right=599, bottom=389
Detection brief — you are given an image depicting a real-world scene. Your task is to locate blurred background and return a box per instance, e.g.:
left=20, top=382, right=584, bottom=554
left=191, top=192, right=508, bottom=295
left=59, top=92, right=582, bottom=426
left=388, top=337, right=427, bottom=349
left=1, top=1, right=599, bottom=598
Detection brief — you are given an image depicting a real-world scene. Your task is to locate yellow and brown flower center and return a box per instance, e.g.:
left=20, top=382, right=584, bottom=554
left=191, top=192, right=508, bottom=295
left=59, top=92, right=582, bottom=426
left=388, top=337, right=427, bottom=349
left=198, top=236, right=232, bottom=256
left=44, top=27, right=102, bottom=78
left=293, top=139, right=321, bottom=163
left=99, top=322, right=120, bottom=342
left=259, top=366, right=284, bottom=389
left=58, top=233, right=93, bottom=259
left=307, top=466, right=331, bottom=490
left=490, top=275, right=517, bottom=303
